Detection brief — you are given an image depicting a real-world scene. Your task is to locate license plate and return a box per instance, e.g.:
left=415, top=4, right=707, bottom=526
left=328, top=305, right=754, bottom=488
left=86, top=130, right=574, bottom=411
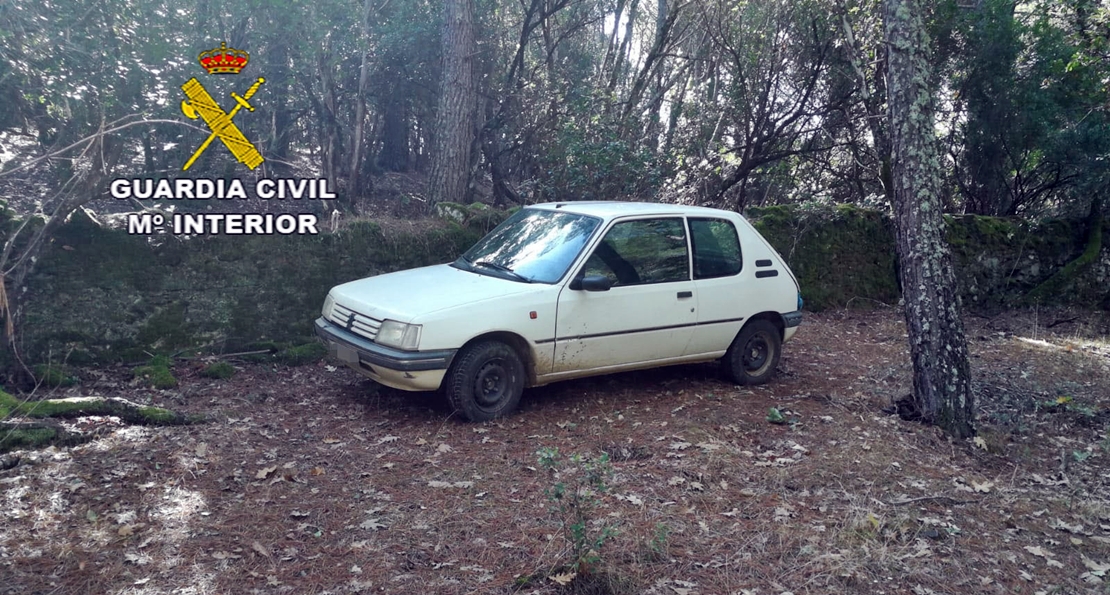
left=334, top=343, right=358, bottom=364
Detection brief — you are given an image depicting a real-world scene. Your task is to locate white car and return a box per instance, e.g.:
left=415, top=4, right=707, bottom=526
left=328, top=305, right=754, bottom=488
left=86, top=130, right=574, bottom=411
left=315, top=202, right=803, bottom=421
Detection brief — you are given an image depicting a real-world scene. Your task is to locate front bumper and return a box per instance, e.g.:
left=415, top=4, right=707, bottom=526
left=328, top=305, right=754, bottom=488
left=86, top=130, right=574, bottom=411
left=314, top=317, right=456, bottom=391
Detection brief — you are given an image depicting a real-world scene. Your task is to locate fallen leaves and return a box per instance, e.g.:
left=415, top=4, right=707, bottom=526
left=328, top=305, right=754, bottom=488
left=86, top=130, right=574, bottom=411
left=971, top=480, right=994, bottom=493
left=549, top=571, right=576, bottom=585
left=1025, top=545, right=1064, bottom=568
left=251, top=541, right=271, bottom=558
left=359, top=518, right=386, bottom=531
left=256, top=466, right=277, bottom=480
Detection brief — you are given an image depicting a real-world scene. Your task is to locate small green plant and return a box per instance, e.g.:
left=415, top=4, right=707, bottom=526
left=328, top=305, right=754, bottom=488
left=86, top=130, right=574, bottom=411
left=767, top=407, right=786, bottom=424
left=201, top=361, right=236, bottom=379
left=767, top=406, right=799, bottom=426
left=646, top=523, right=671, bottom=561
left=134, top=355, right=177, bottom=389
left=537, top=447, right=617, bottom=574
left=1037, top=395, right=1099, bottom=419
left=1073, top=450, right=1092, bottom=463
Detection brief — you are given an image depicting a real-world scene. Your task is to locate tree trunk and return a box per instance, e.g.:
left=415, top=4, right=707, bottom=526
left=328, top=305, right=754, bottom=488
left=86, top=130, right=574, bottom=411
left=883, top=0, right=975, bottom=438
left=428, top=0, right=477, bottom=206
left=348, top=0, right=374, bottom=208
left=378, top=89, right=410, bottom=172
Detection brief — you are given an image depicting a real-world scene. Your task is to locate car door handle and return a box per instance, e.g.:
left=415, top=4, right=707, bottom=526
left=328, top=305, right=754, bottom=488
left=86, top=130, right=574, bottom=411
left=677, top=291, right=693, bottom=298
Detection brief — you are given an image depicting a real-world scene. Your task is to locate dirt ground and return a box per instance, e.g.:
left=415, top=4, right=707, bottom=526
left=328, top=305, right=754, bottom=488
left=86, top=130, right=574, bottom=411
left=2, top=308, right=1110, bottom=595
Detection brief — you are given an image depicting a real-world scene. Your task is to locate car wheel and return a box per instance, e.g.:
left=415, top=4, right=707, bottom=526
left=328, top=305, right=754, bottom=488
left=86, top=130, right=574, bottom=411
left=723, top=320, right=782, bottom=385
left=445, top=341, right=525, bottom=422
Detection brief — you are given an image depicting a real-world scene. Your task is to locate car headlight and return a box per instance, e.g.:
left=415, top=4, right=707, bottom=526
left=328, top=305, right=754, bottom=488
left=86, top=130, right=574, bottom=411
left=322, top=293, right=335, bottom=318
left=376, top=320, right=422, bottom=351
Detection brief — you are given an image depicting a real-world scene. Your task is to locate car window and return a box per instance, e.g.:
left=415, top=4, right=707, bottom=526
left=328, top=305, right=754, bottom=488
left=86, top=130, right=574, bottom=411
left=457, top=209, right=601, bottom=284
left=689, top=218, right=742, bottom=279
left=582, top=218, right=689, bottom=286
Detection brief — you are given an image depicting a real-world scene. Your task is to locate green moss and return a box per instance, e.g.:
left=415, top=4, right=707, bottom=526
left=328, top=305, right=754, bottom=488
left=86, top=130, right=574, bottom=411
left=0, top=391, right=18, bottom=417
left=201, top=361, right=236, bottom=379
left=16, top=211, right=482, bottom=368
left=0, top=427, right=57, bottom=451
left=136, top=303, right=194, bottom=352
left=134, top=357, right=178, bottom=389
left=1025, top=214, right=1103, bottom=304
left=137, top=406, right=178, bottom=423
left=747, top=204, right=898, bottom=311
left=19, top=398, right=101, bottom=417
left=277, top=342, right=327, bottom=366
left=33, top=364, right=79, bottom=388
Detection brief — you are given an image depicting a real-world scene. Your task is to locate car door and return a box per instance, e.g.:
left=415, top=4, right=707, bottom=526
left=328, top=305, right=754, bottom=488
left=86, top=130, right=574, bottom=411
left=684, top=216, right=751, bottom=357
left=552, top=217, right=697, bottom=373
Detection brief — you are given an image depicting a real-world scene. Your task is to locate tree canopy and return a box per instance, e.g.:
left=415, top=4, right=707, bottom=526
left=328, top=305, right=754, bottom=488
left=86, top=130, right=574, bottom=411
left=1, top=0, right=1105, bottom=217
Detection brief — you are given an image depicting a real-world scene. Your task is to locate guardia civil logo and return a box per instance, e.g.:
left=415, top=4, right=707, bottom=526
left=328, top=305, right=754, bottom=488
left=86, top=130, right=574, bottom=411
left=179, top=42, right=265, bottom=171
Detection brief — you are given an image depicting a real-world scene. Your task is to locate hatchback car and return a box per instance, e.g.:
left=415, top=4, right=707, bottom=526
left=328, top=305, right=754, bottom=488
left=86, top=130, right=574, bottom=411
left=315, top=202, right=802, bottom=421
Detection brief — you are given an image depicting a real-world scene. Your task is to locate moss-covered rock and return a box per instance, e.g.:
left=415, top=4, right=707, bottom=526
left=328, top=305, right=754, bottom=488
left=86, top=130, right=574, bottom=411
left=201, top=361, right=236, bottom=379
left=133, top=355, right=178, bottom=389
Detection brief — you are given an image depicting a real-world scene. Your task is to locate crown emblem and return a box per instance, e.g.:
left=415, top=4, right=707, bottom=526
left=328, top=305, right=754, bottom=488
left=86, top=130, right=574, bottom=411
left=197, top=42, right=249, bottom=75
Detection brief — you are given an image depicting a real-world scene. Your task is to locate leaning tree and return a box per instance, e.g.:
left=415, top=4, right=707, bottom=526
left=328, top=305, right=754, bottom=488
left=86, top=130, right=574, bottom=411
left=883, top=0, right=975, bottom=438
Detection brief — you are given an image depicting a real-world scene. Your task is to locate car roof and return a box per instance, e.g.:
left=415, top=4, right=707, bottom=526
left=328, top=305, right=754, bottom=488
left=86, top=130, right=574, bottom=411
left=527, top=201, right=741, bottom=220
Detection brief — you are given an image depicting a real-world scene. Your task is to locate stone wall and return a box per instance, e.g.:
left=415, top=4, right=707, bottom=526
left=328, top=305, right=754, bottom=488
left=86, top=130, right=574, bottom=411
left=16, top=211, right=483, bottom=365
left=11, top=205, right=1108, bottom=367
left=749, top=204, right=1109, bottom=311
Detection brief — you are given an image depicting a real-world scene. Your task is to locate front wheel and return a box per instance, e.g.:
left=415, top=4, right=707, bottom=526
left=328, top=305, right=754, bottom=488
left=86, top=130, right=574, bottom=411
left=444, top=341, right=525, bottom=422
left=722, top=320, right=782, bottom=385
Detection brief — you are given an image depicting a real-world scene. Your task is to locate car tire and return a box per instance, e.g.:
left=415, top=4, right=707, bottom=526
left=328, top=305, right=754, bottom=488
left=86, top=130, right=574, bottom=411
left=445, top=340, right=525, bottom=422
left=722, top=320, right=782, bottom=385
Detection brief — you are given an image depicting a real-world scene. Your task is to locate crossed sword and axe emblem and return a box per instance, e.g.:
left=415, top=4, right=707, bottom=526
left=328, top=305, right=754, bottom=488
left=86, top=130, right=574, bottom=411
left=180, top=77, right=265, bottom=171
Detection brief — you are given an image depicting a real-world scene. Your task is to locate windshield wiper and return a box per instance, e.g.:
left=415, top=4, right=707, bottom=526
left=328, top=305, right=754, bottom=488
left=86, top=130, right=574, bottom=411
left=473, top=260, right=530, bottom=282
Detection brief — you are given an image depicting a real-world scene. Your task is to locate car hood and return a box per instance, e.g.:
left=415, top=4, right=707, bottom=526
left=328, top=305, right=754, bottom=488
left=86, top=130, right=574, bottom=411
left=329, top=264, right=540, bottom=323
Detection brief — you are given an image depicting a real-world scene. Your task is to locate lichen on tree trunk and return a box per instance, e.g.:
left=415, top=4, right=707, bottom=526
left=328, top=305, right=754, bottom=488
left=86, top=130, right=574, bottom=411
left=883, top=0, right=975, bottom=438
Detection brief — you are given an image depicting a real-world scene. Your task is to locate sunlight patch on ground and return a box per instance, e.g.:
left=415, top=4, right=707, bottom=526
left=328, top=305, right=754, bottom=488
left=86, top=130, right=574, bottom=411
left=151, top=486, right=207, bottom=540
left=109, top=567, right=218, bottom=595
left=1017, top=337, right=1062, bottom=350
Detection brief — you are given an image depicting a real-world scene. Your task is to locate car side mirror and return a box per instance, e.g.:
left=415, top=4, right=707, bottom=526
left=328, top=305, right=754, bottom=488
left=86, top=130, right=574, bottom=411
left=571, top=275, right=612, bottom=292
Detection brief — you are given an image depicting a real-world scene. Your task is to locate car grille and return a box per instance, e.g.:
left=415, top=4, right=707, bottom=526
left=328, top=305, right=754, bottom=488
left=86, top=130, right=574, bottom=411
left=329, top=303, right=383, bottom=341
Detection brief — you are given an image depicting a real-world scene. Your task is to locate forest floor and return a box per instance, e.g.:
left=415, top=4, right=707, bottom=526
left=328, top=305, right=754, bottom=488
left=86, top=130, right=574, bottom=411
left=2, top=308, right=1110, bottom=595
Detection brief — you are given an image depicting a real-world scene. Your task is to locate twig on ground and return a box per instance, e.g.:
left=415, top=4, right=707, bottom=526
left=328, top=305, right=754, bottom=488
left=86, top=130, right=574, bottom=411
left=884, top=495, right=979, bottom=506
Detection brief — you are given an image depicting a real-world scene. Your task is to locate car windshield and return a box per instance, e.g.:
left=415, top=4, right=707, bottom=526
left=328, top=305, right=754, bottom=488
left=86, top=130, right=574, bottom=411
left=454, top=208, right=601, bottom=284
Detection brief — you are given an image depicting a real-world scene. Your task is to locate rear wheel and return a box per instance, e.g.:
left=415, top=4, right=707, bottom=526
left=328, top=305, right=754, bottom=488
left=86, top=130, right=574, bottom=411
left=445, top=341, right=525, bottom=422
left=722, top=320, right=782, bottom=385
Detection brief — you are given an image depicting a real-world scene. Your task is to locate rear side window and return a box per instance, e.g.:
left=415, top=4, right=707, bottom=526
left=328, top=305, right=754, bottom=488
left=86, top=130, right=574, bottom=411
left=689, top=218, right=742, bottom=279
